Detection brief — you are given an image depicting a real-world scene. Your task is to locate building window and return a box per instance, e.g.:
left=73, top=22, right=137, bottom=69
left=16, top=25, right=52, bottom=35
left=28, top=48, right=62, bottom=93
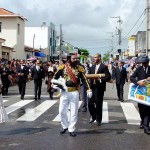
left=2, top=52, right=9, bottom=60
left=17, top=23, right=20, bottom=35
left=0, top=22, right=2, bottom=32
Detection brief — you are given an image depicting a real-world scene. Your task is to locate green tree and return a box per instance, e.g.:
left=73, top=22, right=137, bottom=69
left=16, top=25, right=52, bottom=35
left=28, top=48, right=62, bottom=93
left=78, top=48, right=90, bottom=63
left=78, top=48, right=89, bottom=56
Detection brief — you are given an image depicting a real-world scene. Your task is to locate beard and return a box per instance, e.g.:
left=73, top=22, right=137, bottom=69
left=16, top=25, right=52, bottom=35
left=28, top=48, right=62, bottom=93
left=70, top=61, right=77, bottom=67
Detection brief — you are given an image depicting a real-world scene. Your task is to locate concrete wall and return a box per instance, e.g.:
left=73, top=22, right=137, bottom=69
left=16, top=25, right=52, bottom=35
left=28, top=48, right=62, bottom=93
left=0, top=17, right=25, bottom=59
left=136, top=31, right=146, bottom=51
left=25, top=27, right=48, bottom=50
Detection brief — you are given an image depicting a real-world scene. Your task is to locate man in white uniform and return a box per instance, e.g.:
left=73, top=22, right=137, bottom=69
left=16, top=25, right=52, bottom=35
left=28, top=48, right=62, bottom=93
left=53, top=54, right=92, bottom=137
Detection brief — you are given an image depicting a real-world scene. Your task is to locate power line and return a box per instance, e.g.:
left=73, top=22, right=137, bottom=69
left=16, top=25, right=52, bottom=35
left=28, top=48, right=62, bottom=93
left=122, top=8, right=147, bottom=40
left=113, top=16, right=147, bottom=51
left=132, top=15, right=147, bottom=35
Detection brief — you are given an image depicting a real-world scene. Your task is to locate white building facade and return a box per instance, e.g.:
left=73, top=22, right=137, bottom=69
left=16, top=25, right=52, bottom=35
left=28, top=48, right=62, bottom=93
left=25, top=22, right=57, bottom=61
left=0, top=8, right=27, bottom=59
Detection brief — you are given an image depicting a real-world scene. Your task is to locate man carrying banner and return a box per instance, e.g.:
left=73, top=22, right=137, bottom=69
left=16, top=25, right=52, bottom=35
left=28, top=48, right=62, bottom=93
left=52, top=54, right=92, bottom=137
left=130, top=56, right=150, bottom=135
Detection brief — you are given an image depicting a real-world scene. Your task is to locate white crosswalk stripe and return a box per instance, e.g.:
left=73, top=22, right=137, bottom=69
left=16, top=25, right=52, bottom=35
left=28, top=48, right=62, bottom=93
left=2, top=96, right=141, bottom=125
left=17, top=100, right=57, bottom=121
left=102, top=102, right=109, bottom=123
left=3, top=100, right=8, bottom=103
left=6, top=100, right=34, bottom=114
left=120, top=103, right=140, bottom=125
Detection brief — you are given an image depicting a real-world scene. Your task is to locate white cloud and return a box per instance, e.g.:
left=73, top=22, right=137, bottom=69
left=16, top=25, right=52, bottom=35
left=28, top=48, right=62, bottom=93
left=0, top=0, right=147, bottom=56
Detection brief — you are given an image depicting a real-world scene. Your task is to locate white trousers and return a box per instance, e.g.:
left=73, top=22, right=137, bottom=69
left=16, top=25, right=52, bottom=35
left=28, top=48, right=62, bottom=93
left=59, top=91, right=79, bottom=132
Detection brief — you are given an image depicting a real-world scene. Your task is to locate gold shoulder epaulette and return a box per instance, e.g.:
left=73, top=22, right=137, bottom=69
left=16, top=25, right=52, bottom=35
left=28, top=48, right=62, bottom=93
left=58, top=64, right=65, bottom=70
left=78, top=65, right=85, bottom=73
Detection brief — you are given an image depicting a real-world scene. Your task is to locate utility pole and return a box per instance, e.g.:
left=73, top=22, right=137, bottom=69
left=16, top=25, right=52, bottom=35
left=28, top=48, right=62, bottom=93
left=59, top=24, right=63, bottom=61
left=111, top=16, right=122, bottom=59
left=146, top=0, right=150, bottom=56
left=33, top=34, right=35, bottom=57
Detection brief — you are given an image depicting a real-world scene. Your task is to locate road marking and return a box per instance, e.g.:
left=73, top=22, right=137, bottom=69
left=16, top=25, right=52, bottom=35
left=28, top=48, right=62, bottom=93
left=53, top=101, right=82, bottom=122
left=6, top=100, right=33, bottom=114
left=94, top=102, right=109, bottom=123
left=20, top=95, right=58, bottom=98
left=120, top=103, right=140, bottom=125
left=3, top=100, right=8, bottom=103
left=17, top=100, right=57, bottom=121
left=102, top=102, right=109, bottom=123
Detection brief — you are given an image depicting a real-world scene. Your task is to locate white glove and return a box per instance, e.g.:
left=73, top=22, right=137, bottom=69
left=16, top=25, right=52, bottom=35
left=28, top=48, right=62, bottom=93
left=51, top=78, right=68, bottom=91
left=87, top=90, right=92, bottom=98
left=52, top=85, right=60, bottom=90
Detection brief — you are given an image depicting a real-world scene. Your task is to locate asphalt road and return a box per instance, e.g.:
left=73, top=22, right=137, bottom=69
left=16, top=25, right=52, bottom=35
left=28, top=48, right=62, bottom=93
left=0, top=81, right=150, bottom=150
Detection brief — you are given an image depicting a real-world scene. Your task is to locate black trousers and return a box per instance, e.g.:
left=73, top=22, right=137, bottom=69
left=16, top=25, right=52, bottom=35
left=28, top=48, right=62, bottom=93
left=138, top=103, right=150, bottom=129
left=34, top=79, right=42, bottom=98
left=80, top=84, right=87, bottom=109
left=2, top=79, right=10, bottom=95
left=116, top=83, right=124, bottom=100
left=18, top=79, right=26, bottom=98
left=88, top=87, right=104, bottom=123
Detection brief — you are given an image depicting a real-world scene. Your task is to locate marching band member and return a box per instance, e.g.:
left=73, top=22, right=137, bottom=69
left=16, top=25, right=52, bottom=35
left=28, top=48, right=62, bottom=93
left=52, top=53, right=92, bottom=137
left=88, top=53, right=111, bottom=126
left=130, top=56, right=150, bottom=135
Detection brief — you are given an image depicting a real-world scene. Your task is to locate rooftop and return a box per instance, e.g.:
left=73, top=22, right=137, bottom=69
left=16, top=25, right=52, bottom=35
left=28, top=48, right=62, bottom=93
left=0, top=8, right=27, bottom=20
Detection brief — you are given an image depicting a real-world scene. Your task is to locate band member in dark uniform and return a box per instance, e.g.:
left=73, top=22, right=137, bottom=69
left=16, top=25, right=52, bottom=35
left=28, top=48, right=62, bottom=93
left=130, top=56, right=150, bottom=134
left=88, top=53, right=111, bottom=126
left=16, top=60, right=29, bottom=100
left=0, top=64, right=10, bottom=95
left=53, top=53, right=92, bottom=137
left=31, top=60, right=45, bottom=100
left=112, top=60, right=128, bottom=102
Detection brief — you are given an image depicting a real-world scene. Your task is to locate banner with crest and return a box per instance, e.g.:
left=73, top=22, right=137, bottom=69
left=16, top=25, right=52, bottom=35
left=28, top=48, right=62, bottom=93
left=128, top=81, right=150, bottom=106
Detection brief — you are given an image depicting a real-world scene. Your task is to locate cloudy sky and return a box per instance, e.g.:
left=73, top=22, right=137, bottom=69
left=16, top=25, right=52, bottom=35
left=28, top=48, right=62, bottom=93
left=1, top=0, right=147, bottom=56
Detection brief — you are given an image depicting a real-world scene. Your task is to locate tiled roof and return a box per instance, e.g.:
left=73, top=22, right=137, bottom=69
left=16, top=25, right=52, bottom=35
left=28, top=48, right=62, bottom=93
left=2, top=45, right=13, bottom=50
left=0, top=8, right=27, bottom=20
left=25, top=45, right=40, bottom=52
left=0, top=38, right=5, bottom=43
left=0, top=8, right=15, bottom=15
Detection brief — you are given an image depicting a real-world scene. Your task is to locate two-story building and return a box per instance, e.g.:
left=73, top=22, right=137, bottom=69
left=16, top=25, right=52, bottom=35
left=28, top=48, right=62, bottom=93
left=0, top=8, right=27, bottom=60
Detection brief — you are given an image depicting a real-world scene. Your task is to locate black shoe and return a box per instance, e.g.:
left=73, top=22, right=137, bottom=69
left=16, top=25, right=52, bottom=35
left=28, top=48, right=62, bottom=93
left=38, top=97, right=41, bottom=100
left=140, top=124, right=144, bottom=129
left=89, top=118, right=96, bottom=123
left=120, top=99, right=124, bottom=102
left=96, top=122, right=101, bottom=126
left=60, top=128, right=68, bottom=134
left=34, top=97, right=37, bottom=101
left=140, top=121, right=144, bottom=129
left=69, top=132, right=76, bottom=137
left=82, top=108, right=87, bottom=112
left=20, top=96, right=24, bottom=100
left=144, top=128, right=150, bottom=135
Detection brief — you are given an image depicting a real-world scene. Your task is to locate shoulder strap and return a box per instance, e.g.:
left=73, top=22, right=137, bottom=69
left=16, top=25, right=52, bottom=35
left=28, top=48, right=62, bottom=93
left=65, top=63, right=79, bottom=87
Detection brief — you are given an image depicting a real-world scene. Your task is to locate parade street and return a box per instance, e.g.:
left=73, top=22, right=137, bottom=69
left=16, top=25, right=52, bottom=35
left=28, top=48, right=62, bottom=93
left=0, top=81, right=149, bottom=150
